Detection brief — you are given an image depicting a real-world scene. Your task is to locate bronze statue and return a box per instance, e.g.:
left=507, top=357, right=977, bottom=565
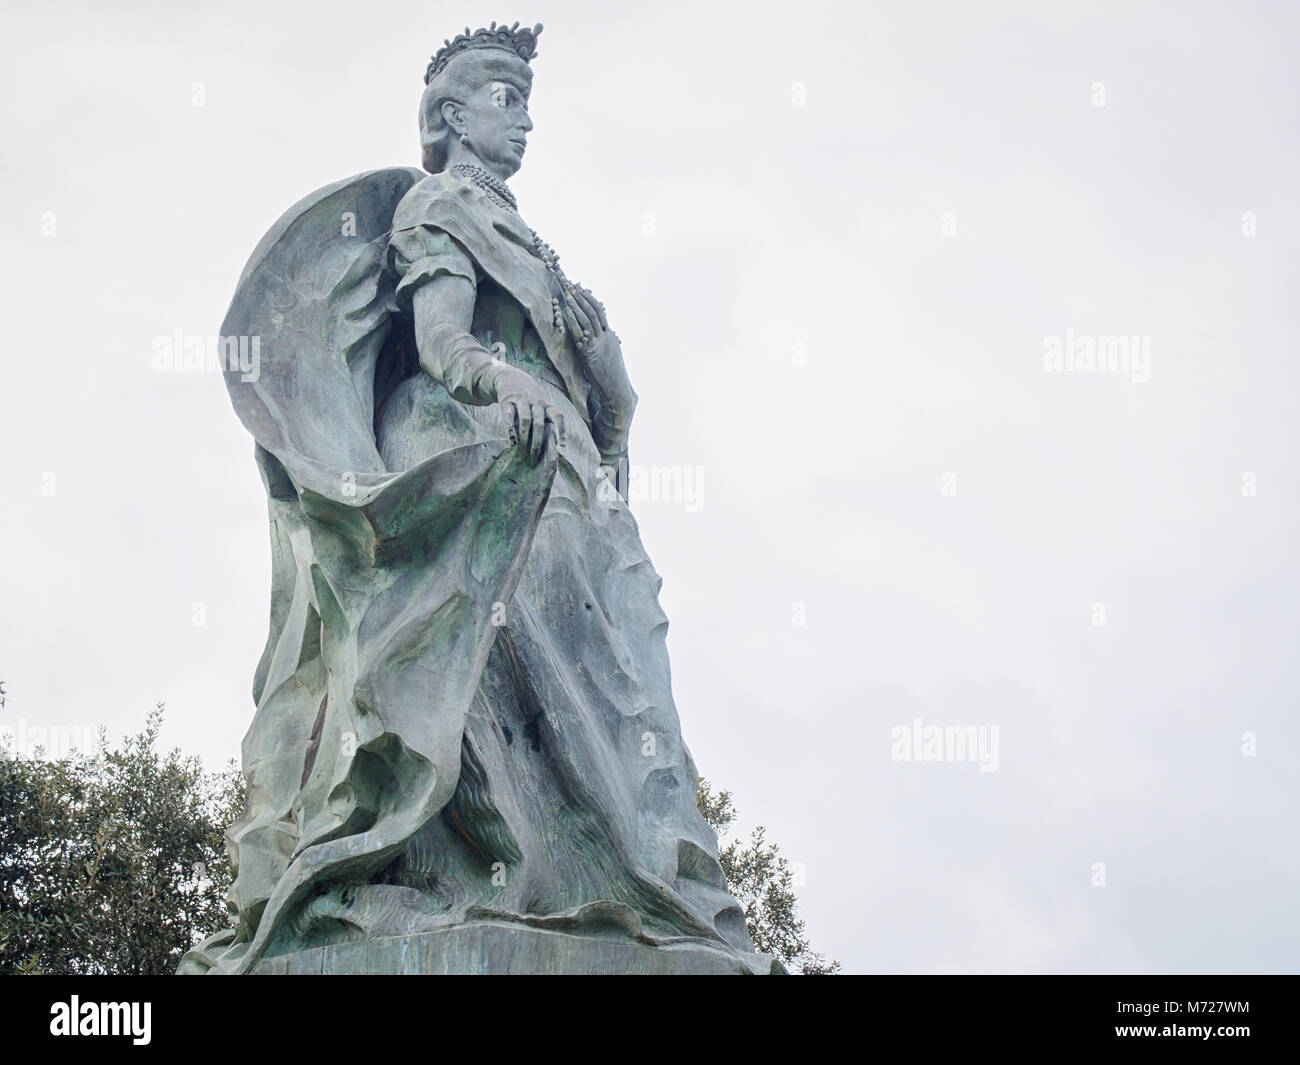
left=183, top=23, right=772, bottom=975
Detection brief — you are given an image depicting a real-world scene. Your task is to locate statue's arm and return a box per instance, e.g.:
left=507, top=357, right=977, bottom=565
left=392, top=224, right=511, bottom=406
left=558, top=285, right=637, bottom=466
left=409, top=275, right=514, bottom=406
left=585, top=333, right=636, bottom=464
left=408, top=273, right=566, bottom=463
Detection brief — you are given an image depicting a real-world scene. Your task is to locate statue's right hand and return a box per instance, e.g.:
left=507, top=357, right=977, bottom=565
left=496, top=368, right=566, bottom=464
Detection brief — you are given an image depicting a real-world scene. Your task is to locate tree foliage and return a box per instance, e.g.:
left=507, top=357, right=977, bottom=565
left=697, top=778, right=840, bottom=974
left=0, top=684, right=838, bottom=975
left=0, top=701, right=242, bottom=975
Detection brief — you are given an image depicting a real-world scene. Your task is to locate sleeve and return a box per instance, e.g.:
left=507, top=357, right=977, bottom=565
left=389, top=225, right=479, bottom=310
left=587, top=389, right=633, bottom=466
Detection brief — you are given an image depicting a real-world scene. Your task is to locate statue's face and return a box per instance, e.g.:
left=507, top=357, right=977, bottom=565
left=460, top=65, right=534, bottom=176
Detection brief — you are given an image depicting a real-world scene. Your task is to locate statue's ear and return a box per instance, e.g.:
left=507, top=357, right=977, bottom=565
left=440, top=99, right=465, bottom=132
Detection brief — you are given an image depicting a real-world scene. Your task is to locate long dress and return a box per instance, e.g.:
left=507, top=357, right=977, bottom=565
left=180, top=168, right=760, bottom=974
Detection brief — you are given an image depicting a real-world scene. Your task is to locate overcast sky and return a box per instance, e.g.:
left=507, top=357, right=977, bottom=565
left=2, top=0, right=1298, bottom=973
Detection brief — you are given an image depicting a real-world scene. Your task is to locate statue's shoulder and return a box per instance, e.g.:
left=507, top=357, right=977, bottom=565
left=392, top=169, right=483, bottom=234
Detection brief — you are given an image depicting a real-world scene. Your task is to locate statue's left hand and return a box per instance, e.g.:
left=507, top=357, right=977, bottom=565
left=558, top=283, right=607, bottom=354
left=561, top=284, right=634, bottom=407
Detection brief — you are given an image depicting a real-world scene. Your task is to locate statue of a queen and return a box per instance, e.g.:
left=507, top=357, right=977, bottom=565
left=181, top=22, right=774, bottom=975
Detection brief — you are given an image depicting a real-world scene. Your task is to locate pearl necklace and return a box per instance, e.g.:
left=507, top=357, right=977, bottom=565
left=450, top=163, right=517, bottom=211
left=449, top=163, right=573, bottom=330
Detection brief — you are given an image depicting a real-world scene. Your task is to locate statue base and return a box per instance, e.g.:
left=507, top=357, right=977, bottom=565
left=248, top=921, right=782, bottom=975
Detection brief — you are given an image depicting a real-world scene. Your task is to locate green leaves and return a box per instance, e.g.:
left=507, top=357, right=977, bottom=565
left=0, top=701, right=243, bottom=975
left=697, top=778, right=840, bottom=975
left=1, top=694, right=836, bottom=974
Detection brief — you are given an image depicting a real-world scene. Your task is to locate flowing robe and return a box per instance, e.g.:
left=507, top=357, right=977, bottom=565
left=181, top=169, right=758, bottom=974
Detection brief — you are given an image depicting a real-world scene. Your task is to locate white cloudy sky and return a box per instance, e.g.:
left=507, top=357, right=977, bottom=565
left=2, top=0, right=1298, bottom=973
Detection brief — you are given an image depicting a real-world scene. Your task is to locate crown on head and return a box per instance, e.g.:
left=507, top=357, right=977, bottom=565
left=425, top=21, right=543, bottom=84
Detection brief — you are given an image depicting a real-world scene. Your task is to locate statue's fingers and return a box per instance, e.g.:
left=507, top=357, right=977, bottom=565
left=528, top=402, right=547, bottom=461
left=534, top=405, right=551, bottom=461
left=545, top=405, right=566, bottom=449
left=572, top=283, right=605, bottom=328
left=559, top=298, right=585, bottom=349
left=571, top=291, right=604, bottom=340
left=566, top=286, right=595, bottom=326
left=574, top=287, right=607, bottom=331
left=518, top=407, right=532, bottom=458
left=564, top=292, right=596, bottom=350
left=502, top=400, right=519, bottom=444
left=542, top=418, right=559, bottom=462
left=520, top=405, right=533, bottom=458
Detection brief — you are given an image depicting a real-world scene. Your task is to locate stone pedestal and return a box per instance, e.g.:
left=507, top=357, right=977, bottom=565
left=249, top=922, right=781, bottom=975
